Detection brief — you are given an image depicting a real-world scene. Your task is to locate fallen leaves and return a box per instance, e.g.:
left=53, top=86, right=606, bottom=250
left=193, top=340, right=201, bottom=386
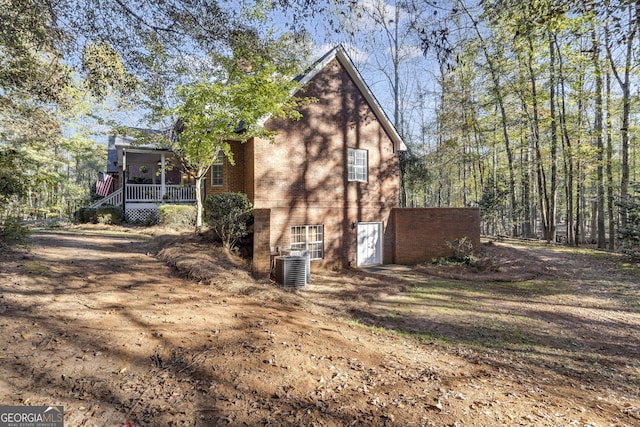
left=2, top=230, right=640, bottom=427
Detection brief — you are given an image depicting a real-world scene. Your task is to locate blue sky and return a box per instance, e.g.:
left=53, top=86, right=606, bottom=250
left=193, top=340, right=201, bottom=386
left=269, top=0, right=447, bottom=148
left=86, top=0, right=443, bottom=148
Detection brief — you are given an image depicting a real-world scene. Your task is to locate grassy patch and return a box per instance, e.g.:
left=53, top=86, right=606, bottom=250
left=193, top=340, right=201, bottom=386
left=24, top=260, right=48, bottom=275
left=620, top=261, right=640, bottom=278
left=481, top=279, right=568, bottom=296
left=31, top=226, right=152, bottom=241
left=410, top=278, right=568, bottom=298
left=385, top=277, right=576, bottom=354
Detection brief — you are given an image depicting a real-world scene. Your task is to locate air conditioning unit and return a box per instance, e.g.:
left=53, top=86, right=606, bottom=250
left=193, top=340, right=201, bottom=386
left=284, top=249, right=311, bottom=283
left=274, top=256, right=307, bottom=289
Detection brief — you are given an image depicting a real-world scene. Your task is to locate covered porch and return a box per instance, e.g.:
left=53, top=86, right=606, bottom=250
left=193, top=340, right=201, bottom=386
left=93, top=137, right=197, bottom=223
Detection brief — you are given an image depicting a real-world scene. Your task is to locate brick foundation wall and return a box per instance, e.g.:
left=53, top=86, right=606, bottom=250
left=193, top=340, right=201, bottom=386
left=251, top=208, right=271, bottom=276
left=392, top=208, right=481, bottom=265
left=255, top=206, right=394, bottom=272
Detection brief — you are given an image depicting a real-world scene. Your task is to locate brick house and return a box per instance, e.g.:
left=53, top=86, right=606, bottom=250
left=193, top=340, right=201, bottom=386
left=204, top=46, right=407, bottom=273
left=94, top=47, right=480, bottom=270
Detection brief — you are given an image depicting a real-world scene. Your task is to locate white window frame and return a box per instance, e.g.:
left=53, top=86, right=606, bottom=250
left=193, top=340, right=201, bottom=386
left=290, top=225, right=324, bottom=260
left=211, top=153, right=223, bottom=187
left=348, top=148, right=368, bottom=182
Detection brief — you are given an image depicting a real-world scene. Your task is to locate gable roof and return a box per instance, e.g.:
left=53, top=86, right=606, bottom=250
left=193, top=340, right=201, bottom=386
left=296, top=46, right=407, bottom=152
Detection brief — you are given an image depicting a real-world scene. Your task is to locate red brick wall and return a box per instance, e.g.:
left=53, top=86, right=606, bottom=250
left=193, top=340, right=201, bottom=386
left=251, top=209, right=271, bottom=275
left=392, top=208, right=481, bottom=264
left=204, top=140, right=247, bottom=197
left=250, top=57, right=400, bottom=271
left=244, top=140, right=255, bottom=202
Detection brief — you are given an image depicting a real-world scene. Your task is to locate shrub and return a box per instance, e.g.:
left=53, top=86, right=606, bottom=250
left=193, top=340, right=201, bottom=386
left=0, top=215, right=28, bottom=243
left=75, top=207, right=98, bottom=223
left=448, top=237, right=474, bottom=257
left=205, top=192, right=253, bottom=251
left=75, top=206, right=123, bottom=224
left=159, top=204, right=197, bottom=228
left=96, top=206, right=124, bottom=225
left=445, top=237, right=476, bottom=265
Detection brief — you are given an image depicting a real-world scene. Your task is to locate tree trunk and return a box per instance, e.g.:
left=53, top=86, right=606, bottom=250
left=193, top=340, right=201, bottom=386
left=461, top=1, right=517, bottom=236
left=604, top=2, right=637, bottom=231
left=606, top=71, right=615, bottom=250
left=194, top=175, right=203, bottom=232
left=526, top=36, right=550, bottom=242
left=574, top=52, right=587, bottom=246
left=521, top=136, right=533, bottom=238
left=591, top=23, right=606, bottom=249
left=548, top=34, right=558, bottom=243
left=194, top=167, right=208, bottom=232
left=555, top=35, right=574, bottom=245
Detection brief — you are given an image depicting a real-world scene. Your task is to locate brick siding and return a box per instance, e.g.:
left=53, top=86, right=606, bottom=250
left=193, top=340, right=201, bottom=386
left=251, top=58, right=400, bottom=271
left=203, top=57, right=401, bottom=273
left=204, top=140, right=247, bottom=197
left=392, top=208, right=481, bottom=264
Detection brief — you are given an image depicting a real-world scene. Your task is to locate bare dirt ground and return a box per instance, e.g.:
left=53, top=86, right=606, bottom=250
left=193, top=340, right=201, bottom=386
left=1, top=226, right=639, bottom=426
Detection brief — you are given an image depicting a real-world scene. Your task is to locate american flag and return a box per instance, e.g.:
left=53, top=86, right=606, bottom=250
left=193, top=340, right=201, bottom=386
left=96, top=172, right=113, bottom=197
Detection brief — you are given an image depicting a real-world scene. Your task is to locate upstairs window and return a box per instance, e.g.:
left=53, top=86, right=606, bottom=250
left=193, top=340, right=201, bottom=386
left=211, top=153, right=223, bottom=187
left=290, top=225, right=324, bottom=260
left=348, top=148, right=368, bottom=182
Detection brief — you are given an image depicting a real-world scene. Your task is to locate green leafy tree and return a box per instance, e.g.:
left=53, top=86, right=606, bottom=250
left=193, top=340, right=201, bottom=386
left=205, top=192, right=253, bottom=251
left=170, top=35, right=311, bottom=230
left=0, top=147, right=30, bottom=239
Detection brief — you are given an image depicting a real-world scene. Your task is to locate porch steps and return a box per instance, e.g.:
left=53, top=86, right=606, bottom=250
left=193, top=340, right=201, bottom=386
left=89, top=188, right=123, bottom=208
left=87, top=184, right=196, bottom=224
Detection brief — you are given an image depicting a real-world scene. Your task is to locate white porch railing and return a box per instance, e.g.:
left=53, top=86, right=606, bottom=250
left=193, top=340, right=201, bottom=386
left=89, top=187, right=123, bottom=208
left=125, top=184, right=196, bottom=203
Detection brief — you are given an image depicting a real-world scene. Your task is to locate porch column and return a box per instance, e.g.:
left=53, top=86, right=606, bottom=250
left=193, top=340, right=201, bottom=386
left=122, top=149, right=127, bottom=211
left=160, top=153, right=166, bottom=201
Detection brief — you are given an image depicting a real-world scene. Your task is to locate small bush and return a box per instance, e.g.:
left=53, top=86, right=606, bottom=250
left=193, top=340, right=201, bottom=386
left=431, top=237, right=478, bottom=266
left=75, top=207, right=98, bottom=224
left=159, top=204, right=197, bottom=228
left=205, top=192, right=253, bottom=251
left=75, top=206, right=123, bottom=224
left=430, top=238, right=501, bottom=272
left=96, top=206, right=124, bottom=225
left=447, top=237, right=475, bottom=264
left=0, top=215, right=28, bottom=243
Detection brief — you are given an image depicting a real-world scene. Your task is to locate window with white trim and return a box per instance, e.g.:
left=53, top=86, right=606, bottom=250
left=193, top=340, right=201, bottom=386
left=348, top=148, right=368, bottom=182
left=290, top=225, right=324, bottom=260
left=211, top=153, right=223, bottom=186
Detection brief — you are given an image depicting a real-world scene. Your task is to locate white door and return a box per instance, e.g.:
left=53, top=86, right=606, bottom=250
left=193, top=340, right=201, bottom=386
left=357, top=222, right=383, bottom=266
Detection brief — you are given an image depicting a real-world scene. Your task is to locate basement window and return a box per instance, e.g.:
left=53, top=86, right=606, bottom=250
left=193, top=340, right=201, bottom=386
left=290, top=225, right=324, bottom=260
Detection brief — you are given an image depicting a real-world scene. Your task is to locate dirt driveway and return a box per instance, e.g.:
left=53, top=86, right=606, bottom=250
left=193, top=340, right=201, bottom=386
left=1, top=227, right=639, bottom=426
